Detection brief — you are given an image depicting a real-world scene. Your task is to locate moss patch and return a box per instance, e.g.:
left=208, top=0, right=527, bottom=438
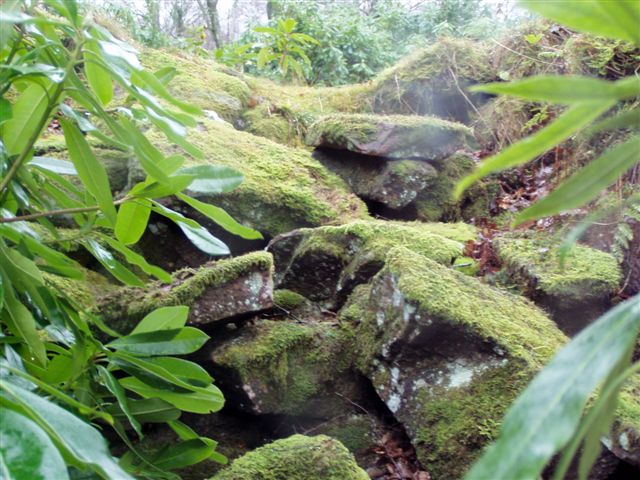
left=306, top=113, right=472, bottom=159
left=141, top=48, right=251, bottom=123
left=494, top=236, right=621, bottom=305
left=211, top=434, right=368, bottom=480
left=97, top=251, right=273, bottom=333
left=147, top=118, right=368, bottom=237
left=273, top=289, right=307, bottom=311
left=213, top=320, right=350, bottom=414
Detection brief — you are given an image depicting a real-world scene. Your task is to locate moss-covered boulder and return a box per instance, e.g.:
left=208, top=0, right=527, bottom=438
left=494, top=236, right=621, bottom=334
left=315, top=150, right=438, bottom=209
left=365, top=38, right=496, bottom=122
left=267, top=220, right=469, bottom=307
left=415, top=153, right=499, bottom=222
left=141, top=49, right=251, bottom=123
left=340, top=247, right=567, bottom=479
left=96, top=252, right=273, bottom=334
left=306, top=113, right=472, bottom=160
left=209, top=317, right=360, bottom=417
left=146, top=118, right=368, bottom=238
left=607, top=374, right=640, bottom=467
left=210, top=434, right=369, bottom=480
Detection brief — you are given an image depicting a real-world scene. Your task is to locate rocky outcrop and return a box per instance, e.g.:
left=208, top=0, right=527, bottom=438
left=267, top=220, right=470, bottom=308
left=306, top=113, right=472, bottom=160
left=339, top=247, right=566, bottom=479
left=96, top=252, right=274, bottom=334
left=210, top=434, right=369, bottom=480
left=494, top=235, right=621, bottom=334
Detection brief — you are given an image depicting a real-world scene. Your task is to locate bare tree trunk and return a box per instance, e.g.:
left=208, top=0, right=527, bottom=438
left=204, top=0, right=222, bottom=48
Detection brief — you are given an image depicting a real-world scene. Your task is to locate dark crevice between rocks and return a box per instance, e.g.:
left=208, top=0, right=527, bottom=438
left=364, top=197, right=419, bottom=221
left=135, top=212, right=269, bottom=272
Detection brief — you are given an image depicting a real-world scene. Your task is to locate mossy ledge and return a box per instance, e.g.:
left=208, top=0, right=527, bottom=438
left=306, top=113, right=473, bottom=160
left=96, top=251, right=273, bottom=334
left=146, top=118, right=369, bottom=237
left=210, top=435, right=369, bottom=480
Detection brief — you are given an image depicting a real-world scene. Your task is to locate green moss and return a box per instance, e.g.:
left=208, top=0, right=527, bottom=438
left=141, top=48, right=251, bottom=122
left=214, top=320, right=349, bottom=414
left=453, top=256, right=480, bottom=276
left=317, top=415, right=376, bottom=453
left=97, top=251, right=273, bottom=333
left=617, top=373, right=640, bottom=431
left=43, top=269, right=115, bottom=309
left=211, top=434, right=369, bottom=480
left=386, top=247, right=565, bottom=366
left=495, top=236, right=621, bottom=304
left=242, top=104, right=292, bottom=145
left=416, top=222, right=477, bottom=243
left=147, top=118, right=368, bottom=237
left=415, top=154, right=497, bottom=222
left=306, top=113, right=472, bottom=159
left=273, top=289, right=307, bottom=311
left=291, top=219, right=467, bottom=268
left=414, top=362, right=530, bottom=479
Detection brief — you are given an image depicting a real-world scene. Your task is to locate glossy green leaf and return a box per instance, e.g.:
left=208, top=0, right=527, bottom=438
left=131, top=306, right=189, bottom=335
left=152, top=439, right=216, bottom=470
left=97, top=366, right=142, bottom=438
left=1, top=280, right=46, bottom=366
left=82, top=238, right=144, bottom=287
left=179, top=165, right=244, bottom=194
left=119, top=117, right=170, bottom=185
left=2, top=82, right=51, bottom=155
left=145, top=357, right=212, bottom=387
left=115, top=198, right=151, bottom=245
left=0, top=409, right=69, bottom=480
left=513, top=137, right=640, bottom=225
left=152, top=203, right=230, bottom=256
left=522, top=0, right=640, bottom=45
left=132, top=69, right=202, bottom=116
left=131, top=174, right=195, bottom=198
left=84, top=41, right=113, bottom=106
left=177, top=193, right=262, bottom=240
left=98, top=234, right=171, bottom=283
left=465, top=295, right=640, bottom=480
left=455, top=102, right=613, bottom=198
left=1, top=382, right=134, bottom=479
left=119, top=377, right=224, bottom=414
left=107, top=327, right=209, bottom=356
left=106, top=398, right=181, bottom=424
left=29, top=156, right=77, bottom=175
left=154, top=66, right=177, bottom=86
left=587, top=109, right=640, bottom=135
left=61, top=119, right=117, bottom=225
left=471, top=75, right=637, bottom=104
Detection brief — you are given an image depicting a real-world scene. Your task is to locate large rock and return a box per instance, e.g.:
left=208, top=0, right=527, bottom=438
left=340, top=247, right=567, bottom=479
left=96, top=251, right=274, bottom=334
left=306, top=113, right=472, bottom=160
left=146, top=118, right=368, bottom=238
left=494, top=235, right=621, bottom=334
left=315, top=149, right=438, bottom=209
left=211, top=434, right=369, bottom=480
left=209, top=317, right=361, bottom=417
left=267, top=220, right=471, bottom=308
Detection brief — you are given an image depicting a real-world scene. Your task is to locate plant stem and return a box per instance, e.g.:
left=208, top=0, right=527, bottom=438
left=0, top=197, right=129, bottom=224
left=0, top=38, right=84, bottom=194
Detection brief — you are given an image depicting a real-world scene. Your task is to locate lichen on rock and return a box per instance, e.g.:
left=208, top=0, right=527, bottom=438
left=96, top=251, right=274, bottom=334
left=339, top=246, right=567, bottom=478
left=210, top=434, right=369, bottom=480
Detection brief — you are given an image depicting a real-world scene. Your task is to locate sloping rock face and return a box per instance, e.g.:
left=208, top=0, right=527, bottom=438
left=146, top=118, right=369, bottom=238
left=494, top=235, right=621, bottom=334
left=96, top=252, right=274, bottom=334
left=306, top=113, right=473, bottom=160
left=340, top=247, right=566, bottom=479
left=211, top=434, right=369, bottom=480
